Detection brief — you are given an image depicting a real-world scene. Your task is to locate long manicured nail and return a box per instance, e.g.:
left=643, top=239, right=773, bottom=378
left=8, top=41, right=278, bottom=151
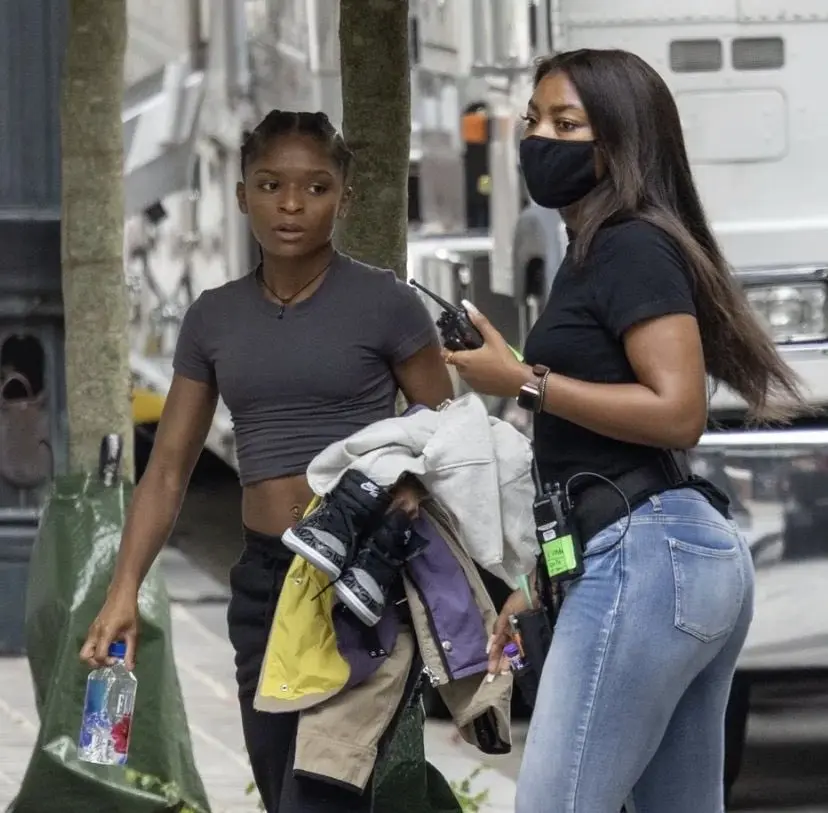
left=486, top=673, right=496, bottom=683
left=485, top=635, right=495, bottom=655
left=461, top=299, right=480, bottom=315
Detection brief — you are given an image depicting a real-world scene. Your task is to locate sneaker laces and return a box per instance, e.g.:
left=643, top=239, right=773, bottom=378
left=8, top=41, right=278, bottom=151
left=310, top=499, right=361, bottom=600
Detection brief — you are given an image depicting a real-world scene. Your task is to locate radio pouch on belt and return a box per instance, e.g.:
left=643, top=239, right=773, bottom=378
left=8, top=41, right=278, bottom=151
left=509, top=606, right=554, bottom=708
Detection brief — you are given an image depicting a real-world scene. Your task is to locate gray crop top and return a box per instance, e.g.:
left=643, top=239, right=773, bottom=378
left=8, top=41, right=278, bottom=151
left=172, top=252, right=438, bottom=485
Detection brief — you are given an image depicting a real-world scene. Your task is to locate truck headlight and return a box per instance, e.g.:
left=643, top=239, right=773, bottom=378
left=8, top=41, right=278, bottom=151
left=745, top=282, right=827, bottom=343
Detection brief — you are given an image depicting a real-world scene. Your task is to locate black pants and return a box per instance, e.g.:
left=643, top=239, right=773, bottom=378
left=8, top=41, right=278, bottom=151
left=227, top=527, right=377, bottom=813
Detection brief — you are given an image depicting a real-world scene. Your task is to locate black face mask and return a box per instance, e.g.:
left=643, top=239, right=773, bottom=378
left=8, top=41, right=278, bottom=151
left=519, top=135, right=599, bottom=210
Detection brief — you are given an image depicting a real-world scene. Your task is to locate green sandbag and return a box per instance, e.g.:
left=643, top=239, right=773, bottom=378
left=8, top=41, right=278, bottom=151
left=7, top=473, right=210, bottom=813
left=374, top=700, right=461, bottom=813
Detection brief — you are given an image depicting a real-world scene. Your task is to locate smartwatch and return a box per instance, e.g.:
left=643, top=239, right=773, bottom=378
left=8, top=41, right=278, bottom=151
left=517, top=364, right=550, bottom=413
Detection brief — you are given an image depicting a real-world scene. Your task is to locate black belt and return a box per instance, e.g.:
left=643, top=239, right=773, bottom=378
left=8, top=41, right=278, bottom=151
left=571, top=451, right=693, bottom=543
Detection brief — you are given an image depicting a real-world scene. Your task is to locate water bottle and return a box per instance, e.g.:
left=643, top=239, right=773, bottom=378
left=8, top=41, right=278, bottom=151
left=78, top=641, right=137, bottom=765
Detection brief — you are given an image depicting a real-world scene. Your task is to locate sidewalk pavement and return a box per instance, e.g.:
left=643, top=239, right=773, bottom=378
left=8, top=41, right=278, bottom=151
left=0, top=547, right=517, bottom=813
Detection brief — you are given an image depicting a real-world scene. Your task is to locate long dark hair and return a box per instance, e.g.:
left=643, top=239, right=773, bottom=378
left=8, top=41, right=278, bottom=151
left=535, top=49, right=806, bottom=421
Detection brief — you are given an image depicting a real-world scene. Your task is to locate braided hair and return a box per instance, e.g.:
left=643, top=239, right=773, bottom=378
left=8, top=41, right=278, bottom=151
left=240, top=110, right=353, bottom=180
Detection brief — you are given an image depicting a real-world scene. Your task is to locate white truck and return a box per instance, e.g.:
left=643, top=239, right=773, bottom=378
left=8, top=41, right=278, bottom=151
left=495, top=1, right=828, bottom=675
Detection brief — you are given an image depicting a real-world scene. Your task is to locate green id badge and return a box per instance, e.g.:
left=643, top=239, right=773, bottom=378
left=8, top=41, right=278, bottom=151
left=542, top=534, right=580, bottom=580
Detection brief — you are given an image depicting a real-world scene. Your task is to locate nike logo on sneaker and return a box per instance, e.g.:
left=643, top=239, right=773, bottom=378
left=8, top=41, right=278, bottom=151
left=360, top=480, right=382, bottom=498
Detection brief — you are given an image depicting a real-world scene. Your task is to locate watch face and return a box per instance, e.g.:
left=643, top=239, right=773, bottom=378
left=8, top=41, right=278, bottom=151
left=517, top=383, right=538, bottom=411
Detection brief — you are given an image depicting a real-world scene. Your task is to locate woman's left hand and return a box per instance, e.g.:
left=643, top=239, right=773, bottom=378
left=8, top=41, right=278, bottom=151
left=443, top=301, right=529, bottom=398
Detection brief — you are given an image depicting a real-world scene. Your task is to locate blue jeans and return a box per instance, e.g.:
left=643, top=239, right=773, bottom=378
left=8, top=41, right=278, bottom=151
left=515, top=488, right=755, bottom=813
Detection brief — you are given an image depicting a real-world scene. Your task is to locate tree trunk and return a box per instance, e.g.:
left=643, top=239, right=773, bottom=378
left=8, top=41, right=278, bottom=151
left=337, top=0, right=411, bottom=279
left=61, top=0, right=133, bottom=478
left=337, top=5, right=461, bottom=812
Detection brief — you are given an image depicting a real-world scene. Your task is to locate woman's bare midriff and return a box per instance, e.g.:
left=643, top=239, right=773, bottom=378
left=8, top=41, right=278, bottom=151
left=242, top=474, right=315, bottom=538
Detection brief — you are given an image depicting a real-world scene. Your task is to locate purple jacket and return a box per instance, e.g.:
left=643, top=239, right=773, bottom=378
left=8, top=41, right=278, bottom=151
left=335, top=513, right=492, bottom=690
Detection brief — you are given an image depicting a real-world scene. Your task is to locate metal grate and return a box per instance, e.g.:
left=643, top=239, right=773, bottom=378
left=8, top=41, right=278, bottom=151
left=670, top=39, right=723, bottom=73
left=732, top=37, right=785, bottom=71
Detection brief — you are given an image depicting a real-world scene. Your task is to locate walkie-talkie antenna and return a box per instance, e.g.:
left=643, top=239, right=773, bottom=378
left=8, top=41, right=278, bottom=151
left=408, top=279, right=461, bottom=314
left=531, top=455, right=544, bottom=496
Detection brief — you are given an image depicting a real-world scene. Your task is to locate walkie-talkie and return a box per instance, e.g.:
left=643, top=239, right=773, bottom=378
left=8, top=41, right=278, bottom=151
left=531, top=459, right=583, bottom=584
left=534, top=482, right=584, bottom=583
left=408, top=279, right=485, bottom=351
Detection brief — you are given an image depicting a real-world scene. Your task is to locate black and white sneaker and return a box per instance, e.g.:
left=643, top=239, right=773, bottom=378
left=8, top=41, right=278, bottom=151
left=283, top=470, right=391, bottom=580
left=335, top=509, right=429, bottom=627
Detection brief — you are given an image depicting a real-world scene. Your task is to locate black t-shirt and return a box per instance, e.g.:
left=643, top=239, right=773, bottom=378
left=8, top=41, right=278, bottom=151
left=525, top=217, right=703, bottom=496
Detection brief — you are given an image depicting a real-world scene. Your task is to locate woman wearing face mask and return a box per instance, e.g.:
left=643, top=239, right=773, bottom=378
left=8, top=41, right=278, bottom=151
left=446, top=49, right=805, bottom=813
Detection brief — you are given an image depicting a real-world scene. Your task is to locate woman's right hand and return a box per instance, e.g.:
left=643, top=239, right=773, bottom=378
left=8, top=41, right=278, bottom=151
left=80, top=585, right=139, bottom=671
left=443, top=303, right=530, bottom=398
left=487, top=588, right=533, bottom=677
